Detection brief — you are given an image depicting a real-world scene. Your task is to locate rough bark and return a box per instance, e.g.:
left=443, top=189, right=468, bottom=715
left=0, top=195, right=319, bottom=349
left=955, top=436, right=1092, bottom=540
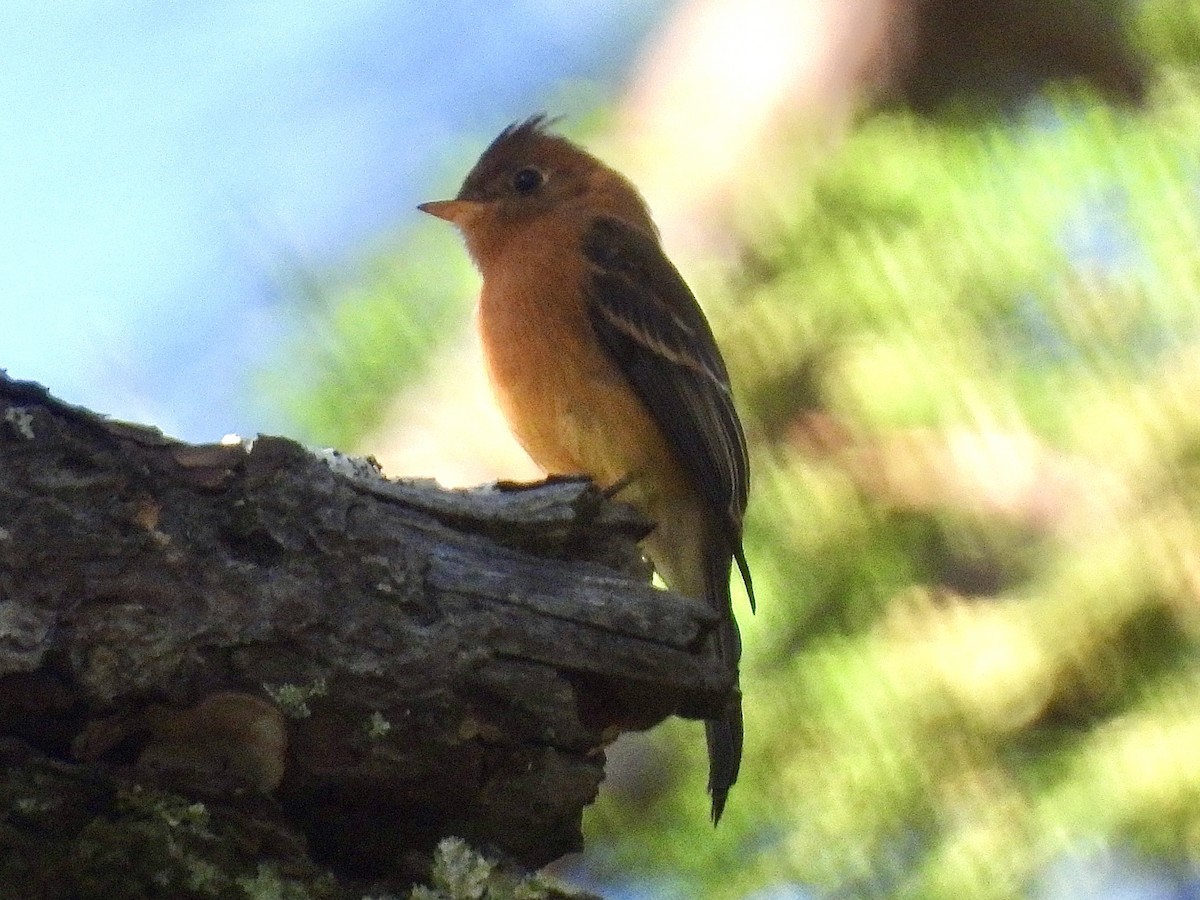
left=0, top=373, right=731, bottom=898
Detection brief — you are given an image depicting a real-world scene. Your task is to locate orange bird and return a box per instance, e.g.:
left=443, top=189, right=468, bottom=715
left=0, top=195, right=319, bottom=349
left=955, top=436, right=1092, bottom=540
left=419, top=116, right=753, bottom=823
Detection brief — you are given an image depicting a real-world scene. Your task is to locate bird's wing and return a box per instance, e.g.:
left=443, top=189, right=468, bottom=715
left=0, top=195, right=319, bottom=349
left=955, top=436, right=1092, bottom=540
left=581, top=215, right=753, bottom=607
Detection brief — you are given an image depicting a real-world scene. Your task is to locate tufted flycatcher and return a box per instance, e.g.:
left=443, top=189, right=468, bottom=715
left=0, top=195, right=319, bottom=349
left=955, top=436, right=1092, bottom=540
left=420, top=116, right=753, bottom=823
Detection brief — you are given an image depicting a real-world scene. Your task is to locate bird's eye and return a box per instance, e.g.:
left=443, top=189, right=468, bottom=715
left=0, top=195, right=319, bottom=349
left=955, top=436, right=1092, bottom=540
left=511, top=166, right=544, bottom=195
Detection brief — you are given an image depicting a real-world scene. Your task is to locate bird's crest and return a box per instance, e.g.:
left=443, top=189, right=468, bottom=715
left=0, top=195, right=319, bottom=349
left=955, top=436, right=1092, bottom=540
left=457, top=114, right=574, bottom=201
left=481, top=114, right=559, bottom=159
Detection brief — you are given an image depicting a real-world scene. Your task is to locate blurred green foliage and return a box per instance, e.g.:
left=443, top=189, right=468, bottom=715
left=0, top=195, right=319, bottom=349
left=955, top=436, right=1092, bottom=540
left=585, top=8, right=1200, bottom=900
left=269, top=2, right=1200, bottom=897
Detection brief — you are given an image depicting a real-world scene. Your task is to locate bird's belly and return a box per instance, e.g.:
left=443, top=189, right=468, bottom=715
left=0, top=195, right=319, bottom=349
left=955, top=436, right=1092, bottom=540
left=477, top=291, right=682, bottom=508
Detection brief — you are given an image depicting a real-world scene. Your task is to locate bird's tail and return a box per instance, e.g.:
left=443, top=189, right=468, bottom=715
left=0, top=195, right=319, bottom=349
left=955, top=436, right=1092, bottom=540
left=705, top=553, right=743, bottom=825
left=705, top=673, right=742, bottom=822
left=643, top=507, right=746, bottom=823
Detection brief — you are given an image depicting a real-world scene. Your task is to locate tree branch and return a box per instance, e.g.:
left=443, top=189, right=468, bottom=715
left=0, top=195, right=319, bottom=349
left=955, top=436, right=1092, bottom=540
left=0, top=372, right=731, bottom=896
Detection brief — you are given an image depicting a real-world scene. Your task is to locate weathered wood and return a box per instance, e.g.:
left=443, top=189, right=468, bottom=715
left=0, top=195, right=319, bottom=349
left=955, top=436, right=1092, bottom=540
left=0, top=372, right=731, bottom=897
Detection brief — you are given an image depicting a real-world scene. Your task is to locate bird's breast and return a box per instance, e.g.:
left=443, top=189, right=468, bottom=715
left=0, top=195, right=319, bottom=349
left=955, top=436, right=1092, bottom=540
left=475, top=233, right=684, bottom=506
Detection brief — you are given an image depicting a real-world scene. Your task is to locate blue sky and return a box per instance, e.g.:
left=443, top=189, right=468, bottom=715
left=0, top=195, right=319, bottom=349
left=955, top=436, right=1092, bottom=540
left=1, top=0, right=663, bottom=440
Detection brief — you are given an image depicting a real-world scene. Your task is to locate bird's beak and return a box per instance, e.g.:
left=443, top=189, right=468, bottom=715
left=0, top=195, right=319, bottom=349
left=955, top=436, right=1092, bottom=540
left=417, top=199, right=480, bottom=228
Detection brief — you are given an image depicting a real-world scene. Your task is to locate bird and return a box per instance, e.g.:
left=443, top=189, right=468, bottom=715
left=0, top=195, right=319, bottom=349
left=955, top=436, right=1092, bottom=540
left=419, top=115, right=753, bottom=823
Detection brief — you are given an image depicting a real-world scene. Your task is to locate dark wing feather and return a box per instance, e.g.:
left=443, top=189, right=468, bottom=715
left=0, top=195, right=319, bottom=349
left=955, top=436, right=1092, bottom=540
left=581, top=216, right=753, bottom=608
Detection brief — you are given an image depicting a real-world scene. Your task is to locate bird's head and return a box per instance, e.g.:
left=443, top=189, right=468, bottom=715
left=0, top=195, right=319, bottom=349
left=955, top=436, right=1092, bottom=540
left=419, top=115, right=654, bottom=267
